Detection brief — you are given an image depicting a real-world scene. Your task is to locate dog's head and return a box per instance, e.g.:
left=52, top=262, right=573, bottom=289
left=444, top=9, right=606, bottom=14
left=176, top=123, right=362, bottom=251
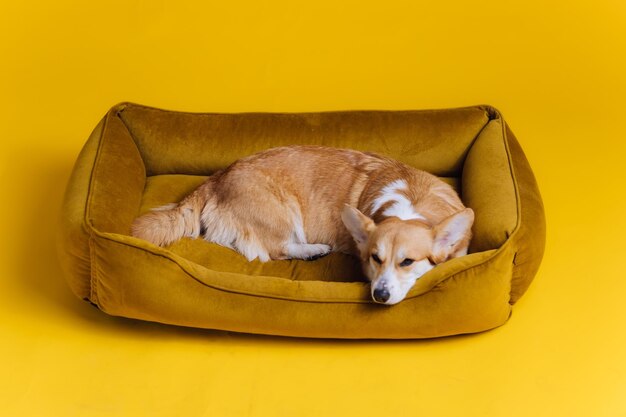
left=341, top=206, right=474, bottom=305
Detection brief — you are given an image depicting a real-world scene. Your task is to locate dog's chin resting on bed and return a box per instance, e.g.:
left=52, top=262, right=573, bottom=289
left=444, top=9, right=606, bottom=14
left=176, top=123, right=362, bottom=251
left=132, top=145, right=474, bottom=305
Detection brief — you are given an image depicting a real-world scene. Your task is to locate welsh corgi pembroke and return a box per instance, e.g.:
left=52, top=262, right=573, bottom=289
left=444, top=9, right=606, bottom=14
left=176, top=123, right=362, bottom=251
left=132, top=145, right=474, bottom=305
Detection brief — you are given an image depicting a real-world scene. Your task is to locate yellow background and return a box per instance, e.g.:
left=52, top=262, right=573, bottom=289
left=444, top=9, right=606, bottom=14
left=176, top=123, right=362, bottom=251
left=1, top=0, right=625, bottom=416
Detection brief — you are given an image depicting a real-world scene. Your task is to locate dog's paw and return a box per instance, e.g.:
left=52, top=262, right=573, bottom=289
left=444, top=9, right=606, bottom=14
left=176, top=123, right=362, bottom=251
left=305, top=250, right=331, bottom=261
left=303, top=243, right=332, bottom=261
left=285, top=243, right=332, bottom=261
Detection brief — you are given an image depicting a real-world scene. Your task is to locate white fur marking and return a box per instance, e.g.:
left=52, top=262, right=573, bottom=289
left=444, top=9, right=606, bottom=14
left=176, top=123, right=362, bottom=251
left=371, top=180, right=426, bottom=221
left=411, top=259, right=434, bottom=278
left=376, top=243, right=386, bottom=259
left=201, top=211, right=237, bottom=249
left=284, top=243, right=331, bottom=260
left=371, top=180, right=407, bottom=213
left=237, top=237, right=271, bottom=262
left=288, top=203, right=307, bottom=244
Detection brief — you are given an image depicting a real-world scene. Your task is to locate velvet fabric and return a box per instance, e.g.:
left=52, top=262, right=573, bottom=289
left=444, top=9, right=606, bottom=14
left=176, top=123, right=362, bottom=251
left=58, top=103, right=545, bottom=338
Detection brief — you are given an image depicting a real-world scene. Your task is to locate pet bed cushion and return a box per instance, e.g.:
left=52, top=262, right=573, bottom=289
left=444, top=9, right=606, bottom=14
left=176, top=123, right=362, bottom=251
left=58, top=103, right=545, bottom=339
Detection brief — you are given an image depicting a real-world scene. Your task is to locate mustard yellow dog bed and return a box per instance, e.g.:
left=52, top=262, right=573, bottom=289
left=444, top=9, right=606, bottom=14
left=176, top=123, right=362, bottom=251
left=58, top=103, right=545, bottom=339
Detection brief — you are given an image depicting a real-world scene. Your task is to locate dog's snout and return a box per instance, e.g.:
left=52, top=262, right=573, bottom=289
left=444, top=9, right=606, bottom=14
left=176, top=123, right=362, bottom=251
left=373, top=287, right=391, bottom=303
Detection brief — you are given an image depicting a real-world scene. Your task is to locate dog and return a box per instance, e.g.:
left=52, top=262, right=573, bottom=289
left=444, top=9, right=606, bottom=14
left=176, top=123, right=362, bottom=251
left=131, top=145, right=474, bottom=305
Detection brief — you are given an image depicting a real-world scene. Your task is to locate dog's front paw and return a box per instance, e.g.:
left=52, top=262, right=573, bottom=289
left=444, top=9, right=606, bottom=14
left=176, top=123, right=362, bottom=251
left=304, top=243, right=332, bottom=261
left=284, top=243, right=332, bottom=261
left=305, top=251, right=331, bottom=261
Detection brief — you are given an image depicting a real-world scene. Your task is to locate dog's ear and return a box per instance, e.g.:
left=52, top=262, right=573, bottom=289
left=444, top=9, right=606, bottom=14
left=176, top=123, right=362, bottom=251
left=430, top=208, right=474, bottom=264
left=341, top=205, right=375, bottom=252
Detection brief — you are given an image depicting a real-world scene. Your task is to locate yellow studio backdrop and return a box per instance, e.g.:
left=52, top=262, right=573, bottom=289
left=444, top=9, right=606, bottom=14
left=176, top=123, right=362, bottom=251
left=1, top=0, right=625, bottom=416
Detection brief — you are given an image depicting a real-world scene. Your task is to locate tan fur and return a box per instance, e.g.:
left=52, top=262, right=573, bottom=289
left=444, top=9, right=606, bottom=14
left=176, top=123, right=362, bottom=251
left=132, top=145, right=474, bottom=302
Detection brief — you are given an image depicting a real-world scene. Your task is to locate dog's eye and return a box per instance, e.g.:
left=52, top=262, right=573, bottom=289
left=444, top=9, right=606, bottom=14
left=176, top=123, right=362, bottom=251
left=371, top=253, right=382, bottom=264
left=399, top=258, right=414, bottom=267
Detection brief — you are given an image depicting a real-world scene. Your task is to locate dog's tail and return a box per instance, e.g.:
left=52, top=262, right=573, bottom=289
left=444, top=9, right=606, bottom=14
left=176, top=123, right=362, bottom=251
left=131, top=180, right=212, bottom=247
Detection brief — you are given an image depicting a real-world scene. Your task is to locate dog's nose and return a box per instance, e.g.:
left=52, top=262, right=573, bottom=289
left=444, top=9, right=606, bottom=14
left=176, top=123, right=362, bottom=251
left=373, top=287, right=390, bottom=303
